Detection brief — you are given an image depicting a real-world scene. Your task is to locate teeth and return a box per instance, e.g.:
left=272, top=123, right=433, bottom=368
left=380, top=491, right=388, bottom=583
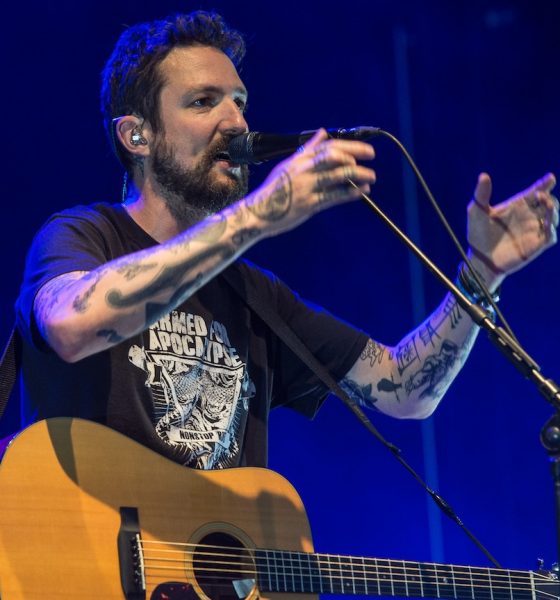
left=215, top=151, right=230, bottom=160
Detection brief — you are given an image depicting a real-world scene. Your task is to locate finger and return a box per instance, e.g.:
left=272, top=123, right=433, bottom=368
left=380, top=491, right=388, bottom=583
left=323, top=139, right=375, bottom=162
left=311, top=144, right=376, bottom=173
left=532, top=172, right=556, bottom=193
left=299, top=128, right=328, bottom=154
left=315, top=164, right=376, bottom=189
left=315, top=182, right=370, bottom=208
left=473, top=172, right=493, bottom=210
left=326, top=138, right=376, bottom=160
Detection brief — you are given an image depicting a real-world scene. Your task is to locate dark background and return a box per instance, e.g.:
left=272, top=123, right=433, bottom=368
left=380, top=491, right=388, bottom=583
left=1, top=0, right=559, bottom=579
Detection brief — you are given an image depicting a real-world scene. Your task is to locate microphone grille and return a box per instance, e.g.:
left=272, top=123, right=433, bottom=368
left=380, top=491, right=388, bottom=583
left=228, top=132, right=257, bottom=164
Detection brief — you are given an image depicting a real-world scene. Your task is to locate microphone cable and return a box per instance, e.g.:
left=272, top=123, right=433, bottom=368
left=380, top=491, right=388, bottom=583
left=340, top=128, right=520, bottom=345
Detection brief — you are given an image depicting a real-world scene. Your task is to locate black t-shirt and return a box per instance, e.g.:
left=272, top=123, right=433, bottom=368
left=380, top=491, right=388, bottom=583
left=16, top=203, right=368, bottom=468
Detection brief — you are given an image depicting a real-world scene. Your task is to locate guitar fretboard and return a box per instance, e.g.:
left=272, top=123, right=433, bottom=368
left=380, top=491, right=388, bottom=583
left=254, top=550, right=541, bottom=600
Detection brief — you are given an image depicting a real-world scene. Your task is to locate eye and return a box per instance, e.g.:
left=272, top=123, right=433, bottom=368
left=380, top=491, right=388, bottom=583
left=235, top=97, right=248, bottom=113
left=191, top=96, right=214, bottom=108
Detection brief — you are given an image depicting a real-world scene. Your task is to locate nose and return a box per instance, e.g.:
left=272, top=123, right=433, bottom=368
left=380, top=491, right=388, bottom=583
left=219, top=98, right=248, bottom=136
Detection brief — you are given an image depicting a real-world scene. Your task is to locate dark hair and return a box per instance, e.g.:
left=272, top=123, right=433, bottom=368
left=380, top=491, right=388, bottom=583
left=101, top=10, right=246, bottom=172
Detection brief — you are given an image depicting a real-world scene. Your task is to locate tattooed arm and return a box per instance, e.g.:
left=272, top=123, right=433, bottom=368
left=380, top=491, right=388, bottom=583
left=341, top=292, right=479, bottom=418
left=341, top=172, right=559, bottom=418
left=35, top=130, right=375, bottom=363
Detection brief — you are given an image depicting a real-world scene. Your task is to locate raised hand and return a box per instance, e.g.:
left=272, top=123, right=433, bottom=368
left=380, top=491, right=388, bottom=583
left=467, top=172, right=559, bottom=283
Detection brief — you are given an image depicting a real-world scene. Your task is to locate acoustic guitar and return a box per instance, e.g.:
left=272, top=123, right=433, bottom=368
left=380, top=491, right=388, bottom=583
left=0, top=418, right=557, bottom=600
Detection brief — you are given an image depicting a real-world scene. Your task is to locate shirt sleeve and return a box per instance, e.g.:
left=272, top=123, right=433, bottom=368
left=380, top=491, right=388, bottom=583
left=236, top=260, right=369, bottom=417
left=15, top=207, right=113, bottom=350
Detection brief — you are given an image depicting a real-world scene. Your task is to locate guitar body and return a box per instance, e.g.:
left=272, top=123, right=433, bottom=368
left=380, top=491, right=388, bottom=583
left=0, top=418, right=315, bottom=600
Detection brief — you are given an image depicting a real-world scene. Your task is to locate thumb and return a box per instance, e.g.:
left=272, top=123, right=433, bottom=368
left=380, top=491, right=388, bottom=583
left=473, top=172, right=493, bottom=210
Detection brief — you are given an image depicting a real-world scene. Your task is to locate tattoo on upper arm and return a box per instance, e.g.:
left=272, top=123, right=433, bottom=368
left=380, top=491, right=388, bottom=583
left=36, top=273, right=85, bottom=321
left=72, top=272, right=100, bottom=313
left=360, top=339, right=385, bottom=366
left=246, top=171, right=292, bottom=221
left=377, top=376, right=402, bottom=402
left=340, top=377, right=380, bottom=410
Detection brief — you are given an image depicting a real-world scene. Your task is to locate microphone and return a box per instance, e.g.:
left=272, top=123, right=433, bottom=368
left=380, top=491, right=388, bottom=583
left=227, top=126, right=381, bottom=164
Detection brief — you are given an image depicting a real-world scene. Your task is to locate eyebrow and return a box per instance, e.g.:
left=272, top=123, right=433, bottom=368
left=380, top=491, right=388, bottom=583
left=185, top=84, right=248, bottom=99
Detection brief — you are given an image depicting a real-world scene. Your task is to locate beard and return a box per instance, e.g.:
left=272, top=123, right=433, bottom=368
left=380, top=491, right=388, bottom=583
left=151, top=136, right=249, bottom=229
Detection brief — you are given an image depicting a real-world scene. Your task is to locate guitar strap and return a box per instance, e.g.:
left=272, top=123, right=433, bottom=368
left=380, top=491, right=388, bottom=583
left=222, top=266, right=358, bottom=402
left=0, top=327, right=20, bottom=423
left=222, top=266, right=394, bottom=445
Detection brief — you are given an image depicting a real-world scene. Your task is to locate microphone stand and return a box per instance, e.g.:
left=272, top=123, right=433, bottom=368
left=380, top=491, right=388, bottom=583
left=541, top=415, right=560, bottom=565
left=349, top=166, right=560, bottom=564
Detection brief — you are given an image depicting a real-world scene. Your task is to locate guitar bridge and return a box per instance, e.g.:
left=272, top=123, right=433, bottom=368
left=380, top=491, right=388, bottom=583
left=118, top=506, right=147, bottom=599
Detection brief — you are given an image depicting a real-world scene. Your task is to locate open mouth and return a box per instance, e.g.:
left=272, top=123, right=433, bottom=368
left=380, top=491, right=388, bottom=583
left=214, top=150, right=233, bottom=163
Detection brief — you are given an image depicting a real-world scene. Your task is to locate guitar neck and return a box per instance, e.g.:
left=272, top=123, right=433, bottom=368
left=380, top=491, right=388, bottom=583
left=255, top=550, right=540, bottom=599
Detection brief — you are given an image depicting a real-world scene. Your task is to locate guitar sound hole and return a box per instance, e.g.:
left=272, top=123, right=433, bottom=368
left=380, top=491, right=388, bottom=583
left=193, top=531, right=252, bottom=600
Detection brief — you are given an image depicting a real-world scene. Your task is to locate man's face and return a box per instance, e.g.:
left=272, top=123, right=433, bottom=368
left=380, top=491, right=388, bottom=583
left=149, top=45, right=250, bottom=225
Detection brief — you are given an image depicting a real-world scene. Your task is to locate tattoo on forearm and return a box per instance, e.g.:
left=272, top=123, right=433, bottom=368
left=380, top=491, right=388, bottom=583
left=247, top=171, right=292, bottom=221
left=70, top=260, right=159, bottom=313
left=232, top=227, right=261, bottom=247
left=396, top=338, right=419, bottom=375
left=196, top=214, right=228, bottom=243
left=144, top=272, right=204, bottom=324
left=231, top=205, right=248, bottom=227
left=404, top=339, right=458, bottom=399
left=442, top=295, right=462, bottom=328
left=116, top=262, right=157, bottom=281
left=106, top=244, right=233, bottom=326
left=360, top=339, right=385, bottom=366
left=340, top=377, right=380, bottom=410
left=418, top=320, right=442, bottom=347
left=96, top=329, right=124, bottom=344
left=421, top=296, right=462, bottom=341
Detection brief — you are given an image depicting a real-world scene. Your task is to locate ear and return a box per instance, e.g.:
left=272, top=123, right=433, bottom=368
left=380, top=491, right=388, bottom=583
left=114, top=115, right=152, bottom=157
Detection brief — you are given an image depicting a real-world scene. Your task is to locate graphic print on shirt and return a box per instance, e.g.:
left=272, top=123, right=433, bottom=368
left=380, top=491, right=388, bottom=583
left=128, top=310, right=255, bottom=469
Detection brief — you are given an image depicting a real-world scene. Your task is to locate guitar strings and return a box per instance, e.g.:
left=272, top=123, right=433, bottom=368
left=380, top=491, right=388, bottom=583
left=140, top=570, right=560, bottom=600
left=139, top=564, right=560, bottom=600
left=135, top=541, right=559, bottom=597
left=139, top=540, right=555, bottom=581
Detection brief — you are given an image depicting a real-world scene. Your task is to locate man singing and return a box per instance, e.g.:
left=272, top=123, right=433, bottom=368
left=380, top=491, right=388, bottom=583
left=15, top=11, right=558, bottom=469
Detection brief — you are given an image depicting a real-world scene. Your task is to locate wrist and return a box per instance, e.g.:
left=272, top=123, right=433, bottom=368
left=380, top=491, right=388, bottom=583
left=455, top=259, right=501, bottom=321
left=465, top=250, right=505, bottom=293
